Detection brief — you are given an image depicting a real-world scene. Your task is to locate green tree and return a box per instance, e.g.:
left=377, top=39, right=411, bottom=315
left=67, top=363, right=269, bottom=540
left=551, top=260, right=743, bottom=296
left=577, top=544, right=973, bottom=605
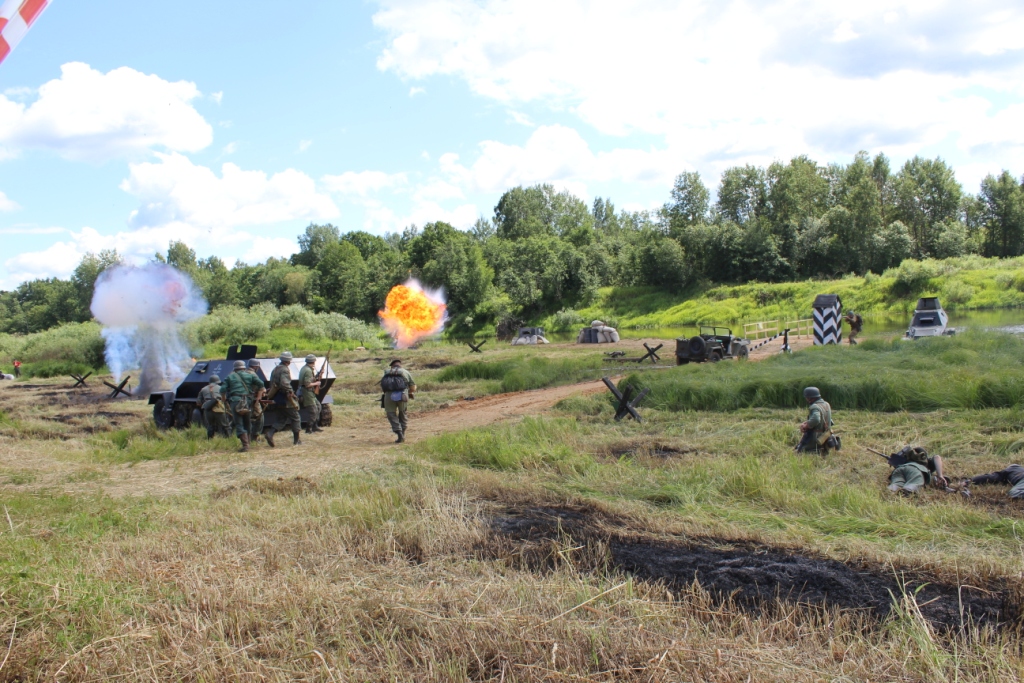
left=71, top=249, right=121, bottom=318
left=980, top=171, right=1024, bottom=257
left=893, top=156, right=964, bottom=257
left=314, top=242, right=367, bottom=315
left=293, top=223, right=341, bottom=268
left=716, top=165, right=766, bottom=224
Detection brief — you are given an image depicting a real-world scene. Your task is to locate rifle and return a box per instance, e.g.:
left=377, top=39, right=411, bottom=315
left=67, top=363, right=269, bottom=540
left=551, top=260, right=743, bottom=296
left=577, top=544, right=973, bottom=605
left=314, top=347, right=332, bottom=403
left=867, top=447, right=907, bottom=468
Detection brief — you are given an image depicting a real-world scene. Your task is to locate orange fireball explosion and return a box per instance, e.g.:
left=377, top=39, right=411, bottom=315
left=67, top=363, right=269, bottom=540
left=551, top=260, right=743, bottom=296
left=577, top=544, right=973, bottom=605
left=378, top=280, right=447, bottom=349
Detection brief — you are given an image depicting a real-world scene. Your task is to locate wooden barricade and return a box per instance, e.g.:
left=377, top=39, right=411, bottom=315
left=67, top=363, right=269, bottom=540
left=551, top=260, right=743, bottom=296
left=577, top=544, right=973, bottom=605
left=742, top=320, right=779, bottom=340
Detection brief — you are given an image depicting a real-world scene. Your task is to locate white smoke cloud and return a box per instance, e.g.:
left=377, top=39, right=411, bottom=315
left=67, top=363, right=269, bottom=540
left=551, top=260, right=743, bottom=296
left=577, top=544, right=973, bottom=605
left=91, top=263, right=208, bottom=395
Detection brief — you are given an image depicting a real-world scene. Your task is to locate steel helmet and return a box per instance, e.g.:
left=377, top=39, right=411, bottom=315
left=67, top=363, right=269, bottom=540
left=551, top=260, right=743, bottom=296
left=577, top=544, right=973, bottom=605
left=279, top=351, right=293, bottom=362
left=209, top=374, right=220, bottom=383
left=248, top=359, right=261, bottom=368
left=305, top=354, right=317, bottom=363
left=803, top=386, right=821, bottom=400
left=233, top=360, right=246, bottom=370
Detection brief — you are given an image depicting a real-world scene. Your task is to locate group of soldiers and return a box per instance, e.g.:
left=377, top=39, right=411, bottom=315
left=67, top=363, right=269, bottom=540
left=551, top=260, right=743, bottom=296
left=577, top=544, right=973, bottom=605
left=198, top=351, right=324, bottom=452
left=795, top=386, right=1023, bottom=498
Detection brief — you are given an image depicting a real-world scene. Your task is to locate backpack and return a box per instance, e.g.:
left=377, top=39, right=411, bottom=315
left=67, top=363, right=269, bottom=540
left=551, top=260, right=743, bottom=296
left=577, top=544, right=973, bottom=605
left=381, top=371, right=407, bottom=393
left=896, top=446, right=930, bottom=466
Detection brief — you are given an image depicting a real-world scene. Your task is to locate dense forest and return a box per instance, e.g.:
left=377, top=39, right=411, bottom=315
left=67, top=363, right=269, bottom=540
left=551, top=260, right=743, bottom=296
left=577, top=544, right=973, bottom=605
left=3, top=152, right=1023, bottom=335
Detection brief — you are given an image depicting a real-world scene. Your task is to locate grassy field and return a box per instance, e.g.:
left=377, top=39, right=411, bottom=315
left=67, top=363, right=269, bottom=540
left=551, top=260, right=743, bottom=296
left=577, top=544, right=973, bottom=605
left=1, top=332, right=1024, bottom=680
left=552, top=255, right=1024, bottom=330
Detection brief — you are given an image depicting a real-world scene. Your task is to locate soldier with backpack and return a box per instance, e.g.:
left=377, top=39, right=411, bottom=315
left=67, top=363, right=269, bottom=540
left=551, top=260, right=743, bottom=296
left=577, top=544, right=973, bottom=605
left=795, top=387, right=839, bottom=455
left=221, top=360, right=265, bottom=452
left=381, top=359, right=416, bottom=443
left=882, top=446, right=948, bottom=495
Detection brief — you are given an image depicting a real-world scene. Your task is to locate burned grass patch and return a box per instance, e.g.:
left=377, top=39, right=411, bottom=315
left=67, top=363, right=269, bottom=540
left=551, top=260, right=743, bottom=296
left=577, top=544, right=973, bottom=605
left=485, top=503, right=1020, bottom=633
left=604, top=439, right=696, bottom=460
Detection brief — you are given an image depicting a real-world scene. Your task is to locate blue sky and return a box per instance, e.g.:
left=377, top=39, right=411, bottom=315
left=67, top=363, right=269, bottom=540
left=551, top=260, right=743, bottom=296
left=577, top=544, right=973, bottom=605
left=1, top=0, right=1023, bottom=288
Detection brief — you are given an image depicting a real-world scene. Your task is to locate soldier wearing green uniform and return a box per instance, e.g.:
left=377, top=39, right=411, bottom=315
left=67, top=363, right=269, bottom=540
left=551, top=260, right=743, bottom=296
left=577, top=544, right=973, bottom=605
left=888, top=446, right=947, bottom=495
left=298, top=354, right=323, bottom=434
left=220, top=360, right=264, bottom=452
left=795, top=386, right=837, bottom=455
left=246, top=359, right=268, bottom=445
left=265, top=351, right=302, bottom=446
left=197, top=375, right=229, bottom=439
left=381, top=359, right=416, bottom=443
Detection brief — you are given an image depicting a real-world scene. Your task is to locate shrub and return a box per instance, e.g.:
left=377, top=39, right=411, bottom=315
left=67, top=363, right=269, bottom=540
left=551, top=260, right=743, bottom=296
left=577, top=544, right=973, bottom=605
left=890, top=260, right=937, bottom=298
left=942, top=279, right=975, bottom=306
left=551, top=308, right=584, bottom=331
left=22, top=360, right=94, bottom=378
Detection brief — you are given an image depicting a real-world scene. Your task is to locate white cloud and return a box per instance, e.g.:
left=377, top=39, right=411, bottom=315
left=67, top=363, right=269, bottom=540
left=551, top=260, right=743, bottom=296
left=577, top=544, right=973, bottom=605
left=439, top=124, right=678, bottom=196
left=831, top=20, right=859, bottom=43
left=0, top=62, right=213, bottom=162
left=322, top=170, right=408, bottom=196
left=409, top=86, right=426, bottom=97
left=210, top=91, right=224, bottom=104
left=242, top=236, right=299, bottom=264
left=0, top=191, right=19, bottom=212
left=298, top=139, right=313, bottom=153
left=222, top=141, right=239, bottom=155
left=121, top=152, right=339, bottom=231
left=372, top=1, right=1024, bottom=173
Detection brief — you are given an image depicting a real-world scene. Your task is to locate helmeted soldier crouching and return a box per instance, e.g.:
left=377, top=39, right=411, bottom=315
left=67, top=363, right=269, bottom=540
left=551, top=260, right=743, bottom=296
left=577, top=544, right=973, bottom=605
left=198, top=374, right=230, bottom=439
left=795, top=386, right=839, bottom=455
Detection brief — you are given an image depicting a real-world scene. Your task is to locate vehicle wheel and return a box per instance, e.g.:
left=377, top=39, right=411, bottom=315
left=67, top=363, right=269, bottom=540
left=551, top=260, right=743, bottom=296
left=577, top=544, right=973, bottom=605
left=153, top=398, right=174, bottom=430
left=173, top=403, right=193, bottom=429
left=688, top=336, right=706, bottom=356
left=709, top=351, right=722, bottom=362
left=675, top=357, right=689, bottom=366
left=319, top=403, right=333, bottom=427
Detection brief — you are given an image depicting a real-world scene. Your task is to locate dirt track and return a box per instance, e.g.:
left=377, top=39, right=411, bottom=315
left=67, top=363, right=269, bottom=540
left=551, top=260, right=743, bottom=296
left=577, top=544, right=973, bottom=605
left=1, top=378, right=613, bottom=498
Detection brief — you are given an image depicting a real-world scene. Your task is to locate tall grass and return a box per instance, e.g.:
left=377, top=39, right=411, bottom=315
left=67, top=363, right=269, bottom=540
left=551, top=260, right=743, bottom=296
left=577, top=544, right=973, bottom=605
left=624, top=330, right=1024, bottom=412
left=437, top=355, right=604, bottom=392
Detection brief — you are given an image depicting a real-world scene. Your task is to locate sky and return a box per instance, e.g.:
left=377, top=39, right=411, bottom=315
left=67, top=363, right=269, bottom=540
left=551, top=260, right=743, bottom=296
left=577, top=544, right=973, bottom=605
left=0, top=0, right=1022, bottom=289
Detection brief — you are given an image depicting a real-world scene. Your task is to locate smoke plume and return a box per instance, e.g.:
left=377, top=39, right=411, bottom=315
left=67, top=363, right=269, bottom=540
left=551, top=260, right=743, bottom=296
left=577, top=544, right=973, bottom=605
left=91, top=263, right=208, bottom=395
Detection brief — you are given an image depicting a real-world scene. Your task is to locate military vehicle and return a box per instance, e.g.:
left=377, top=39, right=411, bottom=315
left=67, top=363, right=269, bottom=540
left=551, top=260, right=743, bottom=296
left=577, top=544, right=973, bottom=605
left=905, top=297, right=954, bottom=339
left=149, top=345, right=335, bottom=432
left=676, top=326, right=750, bottom=365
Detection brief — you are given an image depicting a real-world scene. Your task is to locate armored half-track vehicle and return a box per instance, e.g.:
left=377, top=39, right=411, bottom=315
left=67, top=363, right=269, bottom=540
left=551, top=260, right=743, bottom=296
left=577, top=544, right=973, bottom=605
left=905, top=297, right=954, bottom=339
left=149, top=345, right=336, bottom=432
left=676, top=326, right=750, bottom=365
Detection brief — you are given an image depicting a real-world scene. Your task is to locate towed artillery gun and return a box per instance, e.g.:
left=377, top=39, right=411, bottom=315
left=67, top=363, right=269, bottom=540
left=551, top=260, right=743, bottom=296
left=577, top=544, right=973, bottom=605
left=675, top=326, right=750, bottom=365
left=905, top=297, right=955, bottom=340
left=149, top=345, right=336, bottom=431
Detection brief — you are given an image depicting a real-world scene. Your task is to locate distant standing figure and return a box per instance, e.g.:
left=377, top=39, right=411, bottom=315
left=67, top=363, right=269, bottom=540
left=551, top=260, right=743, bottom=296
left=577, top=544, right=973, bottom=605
left=299, top=354, right=323, bottom=434
left=795, top=386, right=837, bottom=455
left=266, top=351, right=302, bottom=445
left=246, top=359, right=268, bottom=445
left=888, top=446, right=947, bottom=495
left=381, top=359, right=416, bottom=443
left=221, top=360, right=264, bottom=452
left=843, top=312, right=863, bottom=345
left=197, top=374, right=229, bottom=439
left=963, top=464, right=1024, bottom=499
left=12, top=360, right=20, bottom=378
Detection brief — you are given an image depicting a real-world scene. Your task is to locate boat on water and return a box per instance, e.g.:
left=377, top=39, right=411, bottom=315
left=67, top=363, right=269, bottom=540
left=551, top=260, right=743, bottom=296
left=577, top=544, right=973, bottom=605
left=905, top=297, right=954, bottom=339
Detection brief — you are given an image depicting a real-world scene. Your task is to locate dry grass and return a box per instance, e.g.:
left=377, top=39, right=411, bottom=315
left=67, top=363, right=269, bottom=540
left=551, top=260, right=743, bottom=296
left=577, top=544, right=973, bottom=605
left=2, top=339, right=1024, bottom=680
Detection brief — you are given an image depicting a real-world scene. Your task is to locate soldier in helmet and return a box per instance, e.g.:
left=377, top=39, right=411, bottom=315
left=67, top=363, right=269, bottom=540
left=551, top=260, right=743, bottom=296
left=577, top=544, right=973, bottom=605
left=220, top=359, right=264, bottom=452
left=298, top=354, right=323, bottom=434
left=265, top=351, right=302, bottom=445
left=246, top=359, right=268, bottom=444
left=197, top=374, right=229, bottom=439
left=380, top=359, right=416, bottom=443
left=795, top=386, right=837, bottom=455
left=843, top=311, right=864, bottom=345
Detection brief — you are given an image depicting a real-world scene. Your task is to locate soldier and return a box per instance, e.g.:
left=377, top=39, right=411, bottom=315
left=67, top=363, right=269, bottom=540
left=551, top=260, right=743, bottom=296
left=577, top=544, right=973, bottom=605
left=381, top=359, right=416, bottom=443
left=888, top=446, right=948, bottom=495
left=220, top=360, right=263, bottom=452
left=298, top=354, right=323, bottom=434
left=246, top=359, right=268, bottom=445
left=962, top=464, right=1024, bottom=499
left=197, top=374, right=229, bottom=439
left=265, top=351, right=302, bottom=446
left=843, top=311, right=863, bottom=345
left=795, top=386, right=837, bottom=455
left=12, top=359, right=20, bottom=378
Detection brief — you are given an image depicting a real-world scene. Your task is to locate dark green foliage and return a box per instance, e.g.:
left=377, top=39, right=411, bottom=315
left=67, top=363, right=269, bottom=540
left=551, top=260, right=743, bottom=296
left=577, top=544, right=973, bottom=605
left=22, top=360, right=94, bottom=378
left=437, top=355, right=603, bottom=392
left=624, top=331, right=1024, bottom=412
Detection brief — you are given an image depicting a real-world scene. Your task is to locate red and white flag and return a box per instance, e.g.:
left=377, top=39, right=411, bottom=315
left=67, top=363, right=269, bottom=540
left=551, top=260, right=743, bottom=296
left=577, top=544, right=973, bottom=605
left=0, top=0, right=51, bottom=66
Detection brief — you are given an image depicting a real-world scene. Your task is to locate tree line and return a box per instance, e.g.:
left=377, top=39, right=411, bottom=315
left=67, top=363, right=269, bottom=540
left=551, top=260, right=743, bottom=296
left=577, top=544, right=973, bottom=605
left=3, top=152, right=1023, bottom=334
